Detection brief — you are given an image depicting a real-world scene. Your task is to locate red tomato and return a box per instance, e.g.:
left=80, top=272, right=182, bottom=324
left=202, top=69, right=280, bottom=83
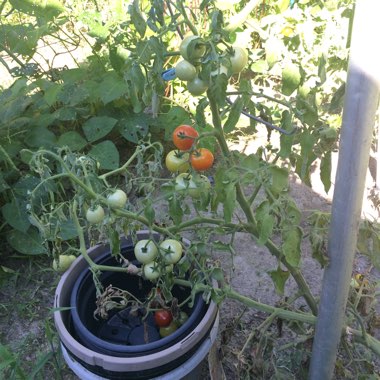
left=190, top=148, right=214, bottom=171
left=154, top=309, right=173, bottom=327
left=172, top=125, right=199, bottom=151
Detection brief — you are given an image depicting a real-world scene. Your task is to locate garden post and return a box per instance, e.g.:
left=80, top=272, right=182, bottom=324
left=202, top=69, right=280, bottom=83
left=308, top=1, right=380, bottom=379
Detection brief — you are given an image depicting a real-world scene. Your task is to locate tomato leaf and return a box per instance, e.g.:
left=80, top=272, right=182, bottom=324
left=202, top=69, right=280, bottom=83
left=282, top=63, right=301, bottom=96
left=269, top=166, right=289, bottom=195
left=224, top=96, right=244, bottom=133
left=282, top=226, right=302, bottom=268
left=318, top=53, right=327, bottom=85
left=256, top=201, right=274, bottom=245
left=269, top=267, right=290, bottom=295
left=143, top=200, right=155, bottom=226
left=279, top=110, right=294, bottom=158
left=223, top=182, right=236, bottom=223
left=320, top=152, right=332, bottom=193
left=128, top=0, right=146, bottom=37
left=168, top=196, right=183, bottom=225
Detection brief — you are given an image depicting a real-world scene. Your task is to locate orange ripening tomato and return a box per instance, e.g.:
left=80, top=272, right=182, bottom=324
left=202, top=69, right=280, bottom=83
left=190, top=148, right=214, bottom=171
left=172, top=125, right=199, bottom=151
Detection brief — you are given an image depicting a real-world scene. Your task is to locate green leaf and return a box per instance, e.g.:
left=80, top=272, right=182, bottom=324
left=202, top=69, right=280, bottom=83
left=223, top=182, right=236, bottom=223
left=7, top=227, right=46, bottom=255
left=129, top=0, right=147, bottom=37
left=265, top=37, right=282, bottom=69
left=89, top=141, right=119, bottom=170
left=256, top=201, right=274, bottom=245
left=1, top=198, right=30, bottom=232
left=57, top=131, right=87, bottom=151
left=82, top=116, right=118, bottom=142
left=279, top=110, right=294, bottom=158
left=10, top=0, right=64, bottom=20
left=143, top=200, right=155, bottom=225
left=168, top=196, right=183, bottom=225
left=43, top=82, right=62, bottom=106
left=269, top=166, right=289, bottom=195
left=25, top=126, right=56, bottom=148
left=318, top=54, right=327, bottom=85
left=282, top=63, right=301, bottom=96
left=117, top=113, right=150, bottom=144
left=251, top=60, right=268, bottom=74
left=224, top=96, right=244, bottom=133
left=268, top=267, right=290, bottom=295
left=320, top=152, right=332, bottom=193
left=209, top=74, right=228, bottom=107
left=80, top=11, right=109, bottom=40
left=282, top=226, right=302, bottom=267
left=98, top=73, right=128, bottom=104
left=109, top=228, right=121, bottom=257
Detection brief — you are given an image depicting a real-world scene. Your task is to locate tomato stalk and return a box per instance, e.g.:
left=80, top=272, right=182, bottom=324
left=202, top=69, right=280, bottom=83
left=207, top=94, right=318, bottom=315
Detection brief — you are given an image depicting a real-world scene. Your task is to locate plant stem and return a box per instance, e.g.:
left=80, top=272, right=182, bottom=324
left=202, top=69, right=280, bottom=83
left=207, top=94, right=318, bottom=315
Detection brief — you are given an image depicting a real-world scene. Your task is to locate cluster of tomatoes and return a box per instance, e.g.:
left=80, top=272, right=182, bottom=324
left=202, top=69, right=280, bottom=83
left=85, top=189, right=128, bottom=224
left=166, top=124, right=214, bottom=198
left=154, top=307, right=189, bottom=338
left=174, top=35, right=248, bottom=96
left=134, top=238, right=183, bottom=281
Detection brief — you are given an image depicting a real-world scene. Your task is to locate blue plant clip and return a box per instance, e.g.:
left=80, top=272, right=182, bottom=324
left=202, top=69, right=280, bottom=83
left=162, top=68, right=176, bottom=81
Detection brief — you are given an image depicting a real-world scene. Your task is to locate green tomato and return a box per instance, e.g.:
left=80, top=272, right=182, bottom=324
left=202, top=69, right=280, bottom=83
left=159, top=321, right=178, bottom=338
left=230, top=46, right=248, bottom=74
left=107, top=189, right=127, bottom=209
left=176, top=311, right=189, bottom=326
left=188, top=175, right=211, bottom=198
left=165, top=150, right=190, bottom=173
left=175, top=173, right=211, bottom=199
left=180, top=36, right=206, bottom=62
left=174, top=173, right=193, bottom=192
left=159, top=239, right=183, bottom=264
left=53, top=255, right=76, bottom=273
left=86, top=205, right=105, bottom=224
left=175, top=60, right=197, bottom=81
left=134, top=240, right=158, bottom=264
left=143, top=261, right=161, bottom=281
left=187, top=77, right=208, bottom=96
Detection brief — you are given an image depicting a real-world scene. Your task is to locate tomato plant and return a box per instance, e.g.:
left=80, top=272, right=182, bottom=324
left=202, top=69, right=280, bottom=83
left=187, top=77, right=208, bottom=96
left=175, top=311, right=189, bottom=327
left=134, top=240, right=158, bottom=264
left=86, top=205, right=105, bottom=224
left=229, top=46, right=248, bottom=74
left=165, top=150, right=190, bottom=173
left=154, top=309, right=173, bottom=327
left=175, top=60, right=197, bottom=81
left=143, top=261, right=160, bottom=281
left=107, top=189, right=127, bottom=209
left=172, top=125, right=199, bottom=151
left=179, top=35, right=206, bottom=62
left=159, top=321, right=178, bottom=338
left=174, top=173, right=211, bottom=198
left=159, top=239, right=183, bottom=264
left=190, top=148, right=214, bottom=171
left=53, top=255, right=76, bottom=273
